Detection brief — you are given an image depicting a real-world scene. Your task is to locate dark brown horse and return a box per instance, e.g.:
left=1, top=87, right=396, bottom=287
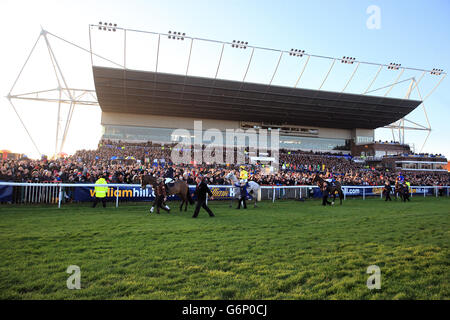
left=140, top=175, right=194, bottom=211
left=312, top=174, right=344, bottom=205
left=394, top=181, right=403, bottom=200
left=394, top=181, right=409, bottom=201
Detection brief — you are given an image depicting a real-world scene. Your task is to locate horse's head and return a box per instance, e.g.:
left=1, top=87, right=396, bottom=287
left=313, top=174, right=327, bottom=187
left=140, top=175, right=147, bottom=189
left=312, top=174, right=321, bottom=184
left=141, top=174, right=155, bottom=189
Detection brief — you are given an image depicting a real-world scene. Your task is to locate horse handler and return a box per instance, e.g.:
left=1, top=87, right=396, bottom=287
left=192, top=176, right=215, bottom=218
left=154, top=177, right=170, bottom=214
left=150, top=177, right=171, bottom=213
left=321, top=182, right=333, bottom=206
left=237, top=180, right=248, bottom=209
left=383, top=181, right=392, bottom=201
left=402, top=182, right=411, bottom=202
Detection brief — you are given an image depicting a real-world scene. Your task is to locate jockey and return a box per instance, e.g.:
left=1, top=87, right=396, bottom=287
left=397, top=172, right=405, bottom=184
left=239, top=165, right=248, bottom=183
left=324, top=171, right=336, bottom=186
left=164, top=164, right=175, bottom=186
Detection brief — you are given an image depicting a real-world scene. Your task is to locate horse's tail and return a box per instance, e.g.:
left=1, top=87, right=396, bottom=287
left=186, top=188, right=194, bottom=205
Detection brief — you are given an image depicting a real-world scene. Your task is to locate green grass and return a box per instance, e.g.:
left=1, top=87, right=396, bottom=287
left=0, top=197, right=449, bottom=300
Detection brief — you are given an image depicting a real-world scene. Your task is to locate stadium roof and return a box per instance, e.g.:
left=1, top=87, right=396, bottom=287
left=93, top=66, right=422, bottom=129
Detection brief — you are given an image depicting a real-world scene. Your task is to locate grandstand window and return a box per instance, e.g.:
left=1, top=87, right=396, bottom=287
left=279, top=136, right=348, bottom=152
left=404, top=162, right=418, bottom=170
left=419, top=163, right=432, bottom=170
left=103, top=125, right=178, bottom=143
left=102, top=125, right=348, bottom=152
left=356, top=136, right=374, bottom=144
left=395, top=161, right=448, bottom=171
left=240, top=122, right=319, bottom=136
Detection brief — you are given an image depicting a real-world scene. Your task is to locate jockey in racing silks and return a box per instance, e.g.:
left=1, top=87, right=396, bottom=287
left=239, top=166, right=248, bottom=183
left=397, top=172, right=405, bottom=184
left=324, top=170, right=336, bottom=186
left=164, top=164, right=175, bottom=186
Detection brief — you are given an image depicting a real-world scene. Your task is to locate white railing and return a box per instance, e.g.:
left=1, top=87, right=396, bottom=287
left=0, top=182, right=448, bottom=208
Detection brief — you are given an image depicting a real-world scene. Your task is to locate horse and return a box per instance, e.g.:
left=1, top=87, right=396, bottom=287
left=401, top=184, right=411, bottom=202
left=225, top=171, right=261, bottom=208
left=140, top=175, right=194, bottom=212
left=312, top=174, right=344, bottom=205
left=396, top=182, right=410, bottom=202
left=394, top=182, right=403, bottom=200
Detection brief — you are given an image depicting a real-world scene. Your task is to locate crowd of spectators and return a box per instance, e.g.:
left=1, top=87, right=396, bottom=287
left=1, top=140, right=448, bottom=186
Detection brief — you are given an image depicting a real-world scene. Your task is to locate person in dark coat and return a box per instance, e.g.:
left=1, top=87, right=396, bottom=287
left=166, top=165, right=175, bottom=180
left=237, top=181, right=248, bottom=209
left=154, top=177, right=170, bottom=214
left=383, top=181, right=392, bottom=201
left=402, top=183, right=411, bottom=202
left=322, top=182, right=333, bottom=206
left=192, top=176, right=215, bottom=218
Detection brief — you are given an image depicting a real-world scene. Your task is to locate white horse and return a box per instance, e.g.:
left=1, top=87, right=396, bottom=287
left=225, top=171, right=261, bottom=208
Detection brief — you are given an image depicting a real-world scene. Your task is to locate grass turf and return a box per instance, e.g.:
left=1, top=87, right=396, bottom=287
left=0, top=197, right=448, bottom=300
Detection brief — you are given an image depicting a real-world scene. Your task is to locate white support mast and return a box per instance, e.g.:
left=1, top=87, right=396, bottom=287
left=6, top=27, right=123, bottom=158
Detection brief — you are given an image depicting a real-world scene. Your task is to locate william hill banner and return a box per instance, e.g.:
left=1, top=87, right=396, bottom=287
left=73, top=185, right=236, bottom=202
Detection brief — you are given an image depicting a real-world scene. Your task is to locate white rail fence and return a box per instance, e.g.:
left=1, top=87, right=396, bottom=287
left=0, top=182, right=448, bottom=208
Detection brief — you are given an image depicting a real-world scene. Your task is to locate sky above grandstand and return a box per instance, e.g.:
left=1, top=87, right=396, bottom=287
left=0, top=0, right=449, bottom=159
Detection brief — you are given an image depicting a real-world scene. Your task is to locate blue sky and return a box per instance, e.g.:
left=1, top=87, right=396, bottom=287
left=0, top=0, right=449, bottom=158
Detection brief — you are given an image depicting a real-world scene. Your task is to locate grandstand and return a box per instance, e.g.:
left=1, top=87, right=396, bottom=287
left=95, top=66, right=421, bottom=153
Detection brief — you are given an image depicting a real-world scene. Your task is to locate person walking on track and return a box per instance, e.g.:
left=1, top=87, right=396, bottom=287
left=154, top=177, right=170, bottom=214
left=192, top=175, right=215, bottom=218
left=383, top=181, right=393, bottom=201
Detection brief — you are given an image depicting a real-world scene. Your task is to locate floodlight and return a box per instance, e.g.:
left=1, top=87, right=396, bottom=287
left=168, top=30, right=186, bottom=40
left=289, top=48, right=305, bottom=57
left=231, top=39, right=248, bottom=49
left=431, top=68, right=444, bottom=75
left=387, top=62, right=401, bottom=70
left=98, top=22, right=118, bottom=32
left=341, top=56, right=356, bottom=64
